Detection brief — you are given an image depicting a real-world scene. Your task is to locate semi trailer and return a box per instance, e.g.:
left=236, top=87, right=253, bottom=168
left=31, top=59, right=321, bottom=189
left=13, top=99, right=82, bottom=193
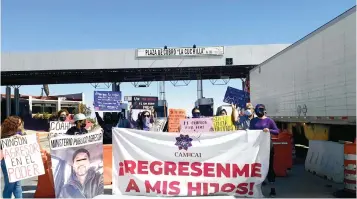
left=249, top=7, right=356, bottom=146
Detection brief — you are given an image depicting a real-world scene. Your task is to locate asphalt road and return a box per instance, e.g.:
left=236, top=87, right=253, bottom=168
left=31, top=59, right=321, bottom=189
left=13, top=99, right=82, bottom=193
left=0, top=131, right=344, bottom=198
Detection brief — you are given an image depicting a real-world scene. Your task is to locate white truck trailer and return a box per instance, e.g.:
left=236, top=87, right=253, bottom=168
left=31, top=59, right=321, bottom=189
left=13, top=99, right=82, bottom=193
left=249, top=6, right=356, bottom=144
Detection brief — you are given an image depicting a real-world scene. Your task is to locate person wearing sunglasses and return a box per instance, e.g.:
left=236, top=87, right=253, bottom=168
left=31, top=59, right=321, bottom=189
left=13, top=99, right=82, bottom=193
left=137, top=110, right=153, bottom=131
left=249, top=104, right=279, bottom=197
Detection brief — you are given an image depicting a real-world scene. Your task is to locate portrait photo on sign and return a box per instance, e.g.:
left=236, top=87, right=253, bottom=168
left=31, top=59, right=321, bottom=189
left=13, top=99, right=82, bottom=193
left=51, top=142, right=104, bottom=198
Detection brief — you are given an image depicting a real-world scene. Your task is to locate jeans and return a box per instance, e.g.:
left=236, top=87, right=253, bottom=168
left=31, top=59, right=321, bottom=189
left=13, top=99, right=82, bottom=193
left=1, top=159, right=23, bottom=198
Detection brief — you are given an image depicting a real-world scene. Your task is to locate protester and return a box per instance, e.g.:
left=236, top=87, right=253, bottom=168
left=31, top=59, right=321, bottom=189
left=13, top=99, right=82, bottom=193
left=136, top=110, right=154, bottom=131
left=59, top=148, right=103, bottom=198
left=128, top=106, right=154, bottom=130
left=66, top=113, right=88, bottom=135
left=95, top=112, right=115, bottom=144
left=57, top=109, right=70, bottom=122
left=1, top=116, right=24, bottom=198
left=117, top=112, right=131, bottom=128
left=238, top=103, right=255, bottom=130
left=249, top=104, right=279, bottom=197
left=191, top=107, right=201, bottom=118
left=219, top=109, right=228, bottom=116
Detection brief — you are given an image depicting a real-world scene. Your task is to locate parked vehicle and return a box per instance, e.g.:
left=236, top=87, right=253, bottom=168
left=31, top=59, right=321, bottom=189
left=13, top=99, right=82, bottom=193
left=249, top=7, right=356, bottom=148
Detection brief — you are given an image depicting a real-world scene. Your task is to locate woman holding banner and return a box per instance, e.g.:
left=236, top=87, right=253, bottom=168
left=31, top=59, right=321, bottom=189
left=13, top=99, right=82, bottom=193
left=249, top=104, right=279, bottom=197
left=1, top=116, right=24, bottom=199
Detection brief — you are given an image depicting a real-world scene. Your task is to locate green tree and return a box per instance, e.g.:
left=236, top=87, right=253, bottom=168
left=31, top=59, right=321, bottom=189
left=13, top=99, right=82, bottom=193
left=75, top=103, right=92, bottom=116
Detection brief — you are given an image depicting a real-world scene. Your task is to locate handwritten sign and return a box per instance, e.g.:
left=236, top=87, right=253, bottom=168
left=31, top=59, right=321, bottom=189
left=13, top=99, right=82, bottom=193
left=214, top=116, right=236, bottom=132
left=49, top=121, right=75, bottom=138
left=180, top=118, right=213, bottom=133
left=152, top=117, right=167, bottom=132
left=132, top=96, right=158, bottom=110
left=0, top=134, right=45, bottom=182
left=223, top=86, right=250, bottom=108
left=94, top=91, right=122, bottom=111
left=168, top=109, right=186, bottom=132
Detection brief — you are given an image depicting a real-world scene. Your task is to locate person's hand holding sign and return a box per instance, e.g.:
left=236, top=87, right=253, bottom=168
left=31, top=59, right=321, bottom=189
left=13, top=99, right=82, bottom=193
left=263, top=128, right=270, bottom=133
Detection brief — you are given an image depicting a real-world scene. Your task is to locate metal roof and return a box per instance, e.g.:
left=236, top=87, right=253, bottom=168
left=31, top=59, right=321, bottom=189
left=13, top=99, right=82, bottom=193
left=1, top=44, right=289, bottom=85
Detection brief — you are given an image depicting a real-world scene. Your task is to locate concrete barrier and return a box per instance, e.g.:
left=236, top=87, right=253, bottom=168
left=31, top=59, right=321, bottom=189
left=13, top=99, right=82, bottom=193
left=305, top=140, right=344, bottom=183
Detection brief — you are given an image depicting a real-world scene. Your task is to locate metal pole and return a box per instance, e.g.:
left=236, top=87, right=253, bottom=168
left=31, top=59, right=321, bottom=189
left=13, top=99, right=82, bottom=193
left=6, top=86, right=11, bottom=117
left=197, top=79, right=203, bottom=99
left=241, top=78, right=246, bottom=92
left=14, top=87, right=20, bottom=116
left=112, top=82, right=120, bottom=92
left=159, top=81, right=166, bottom=100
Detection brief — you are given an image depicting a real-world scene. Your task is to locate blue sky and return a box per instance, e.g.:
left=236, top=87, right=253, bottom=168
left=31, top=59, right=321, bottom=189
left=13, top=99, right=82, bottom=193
left=1, top=0, right=355, bottom=116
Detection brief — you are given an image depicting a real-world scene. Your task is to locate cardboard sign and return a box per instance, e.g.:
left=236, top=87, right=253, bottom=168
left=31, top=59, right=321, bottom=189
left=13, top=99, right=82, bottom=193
left=94, top=91, right=122, bottom=111
left=112, top=128, right=270, bottom=197
left=0, top=134, right=45, bottom=182
left=168, top=109, right=186, bottom=132
left=213, top=116, right=236, bottom=132
left=180, top=118, right=214, bottom=133
left=132, top=96, right=158, bottom=110
left=223, top=86, right=249, bottom=108
left=152, top=118, right=167, bottom=132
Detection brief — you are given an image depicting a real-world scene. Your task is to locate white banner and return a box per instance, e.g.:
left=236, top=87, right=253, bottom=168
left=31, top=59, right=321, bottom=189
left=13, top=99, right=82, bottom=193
left=136, top=46, right=224, bottom=57
left=112, top=128, right=270, bottom=197
left=50, top=130, right=103, bottom=150
left=0, top=134, right=45, bottom=182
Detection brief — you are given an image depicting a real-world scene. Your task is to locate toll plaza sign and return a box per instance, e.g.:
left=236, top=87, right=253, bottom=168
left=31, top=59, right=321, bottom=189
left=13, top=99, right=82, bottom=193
left=136, top=46, right=224, bottom=58
left=132, top=96, right=158, bottom=110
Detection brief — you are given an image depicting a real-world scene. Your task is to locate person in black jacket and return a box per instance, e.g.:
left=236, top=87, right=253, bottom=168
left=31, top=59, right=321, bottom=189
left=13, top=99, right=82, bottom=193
left=59, top=148, right=103, bottom=198
left=66, top=113, right=88, bottom=135
left=95, top=112, right=115, bottom=144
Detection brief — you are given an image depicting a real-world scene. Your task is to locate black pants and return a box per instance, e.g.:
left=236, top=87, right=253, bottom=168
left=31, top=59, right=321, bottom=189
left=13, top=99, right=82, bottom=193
left=267, top=146, right=276, bottom=183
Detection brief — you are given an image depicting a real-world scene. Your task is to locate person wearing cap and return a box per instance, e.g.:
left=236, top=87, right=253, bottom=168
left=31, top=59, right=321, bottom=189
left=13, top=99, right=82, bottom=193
left=66, top=113, right=88, bottom=135
left=249, top=104, right=279, bottom=197
left=191, top=107, right=201, bottom=118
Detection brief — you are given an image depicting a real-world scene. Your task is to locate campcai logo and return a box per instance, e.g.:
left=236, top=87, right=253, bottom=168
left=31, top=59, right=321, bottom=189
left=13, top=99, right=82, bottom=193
left=174, top=134, right=202, bottom=158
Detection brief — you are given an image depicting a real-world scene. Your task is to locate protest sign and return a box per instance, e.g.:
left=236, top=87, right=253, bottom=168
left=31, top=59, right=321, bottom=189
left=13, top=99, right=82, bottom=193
left=0, top=134, right=45, bottom=182
left=94, top=91, right=122, bottom=111
left=180, top=117, right=213, bottom=133
left=168, top=109, right=186, bottom=132
left=213, top=116, right=236, bottom=132
left=112, top=128, right=270, bottom=197
left=223, top=86, right=250, bottom=108
left=152, top=117, right=167, bottom=132
left=50, top=130, right=104, bottom=198
left=49, top=121, right=75, bottom=137
left=132, top=96, right=158, bottom=110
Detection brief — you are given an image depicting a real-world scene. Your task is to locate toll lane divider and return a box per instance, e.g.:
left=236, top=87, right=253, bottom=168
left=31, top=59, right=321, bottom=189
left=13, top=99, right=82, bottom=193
left=305, top=140, right=344, bottom=183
